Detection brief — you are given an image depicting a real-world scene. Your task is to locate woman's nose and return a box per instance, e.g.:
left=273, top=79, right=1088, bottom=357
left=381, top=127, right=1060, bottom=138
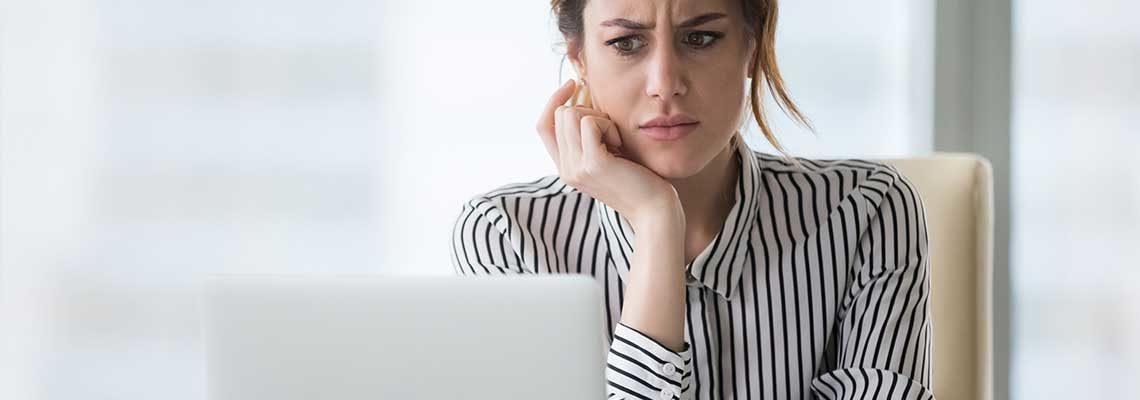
left=644, top=46, right=687, bottom=101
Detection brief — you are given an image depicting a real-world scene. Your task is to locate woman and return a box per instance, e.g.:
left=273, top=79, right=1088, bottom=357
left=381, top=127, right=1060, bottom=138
left=450, top=0, right=934, bottom=398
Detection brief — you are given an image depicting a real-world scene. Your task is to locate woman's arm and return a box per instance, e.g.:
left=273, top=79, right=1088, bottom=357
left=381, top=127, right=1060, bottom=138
left=809, top=165, right=936, bottom=400
left=606, top=199, right=695, bottom=400
left=449, top=194, right=695, bottom=400
left=619, top=196, right=688, bottom=352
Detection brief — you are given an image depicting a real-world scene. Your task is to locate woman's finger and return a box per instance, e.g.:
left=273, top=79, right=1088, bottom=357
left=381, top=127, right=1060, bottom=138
left=557, top=106, right=584, bottom=173
left=580, top=115, right=613, bottom=163
left=570, top=105, right=609, bottom=119
left=540, top=80, right=577, bottom=133
left=537, top=80, right=577, bottom=162
left=596, top=117, right=623, bottom=149
left=568, top=106, right=620, bottom=148
left=555, top=105, right=570, bottom=171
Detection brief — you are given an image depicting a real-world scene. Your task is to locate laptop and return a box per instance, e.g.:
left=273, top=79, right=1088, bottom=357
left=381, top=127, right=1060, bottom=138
left=203, top=274, right=606, bottom=400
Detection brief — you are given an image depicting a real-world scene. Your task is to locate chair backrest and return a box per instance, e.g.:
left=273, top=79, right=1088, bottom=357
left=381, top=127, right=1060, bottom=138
left=878, top=153, right=994, bottom=400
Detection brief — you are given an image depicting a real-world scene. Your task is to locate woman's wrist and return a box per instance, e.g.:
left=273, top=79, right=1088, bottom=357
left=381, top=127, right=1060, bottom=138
left=628, top=193, right=685, bottom=238
left=629, top=189, right=679, bottom=234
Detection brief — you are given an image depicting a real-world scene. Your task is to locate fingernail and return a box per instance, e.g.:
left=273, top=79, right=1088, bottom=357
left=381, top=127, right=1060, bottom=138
left=563, top=79, right=574, bottom=87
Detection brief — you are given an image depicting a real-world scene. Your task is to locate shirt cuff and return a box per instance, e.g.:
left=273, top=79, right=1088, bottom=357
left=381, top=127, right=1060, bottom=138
left=605, top=321, right=693, bottom=400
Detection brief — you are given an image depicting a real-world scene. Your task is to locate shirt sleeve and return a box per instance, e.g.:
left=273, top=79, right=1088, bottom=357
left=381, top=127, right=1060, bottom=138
left=450, top=196, right=530, bottom=275
left=450, top=196, right=694, bottom=400
left=809, top=166, right=936, bottom=400
left=606, top=321, right=693, bottom=400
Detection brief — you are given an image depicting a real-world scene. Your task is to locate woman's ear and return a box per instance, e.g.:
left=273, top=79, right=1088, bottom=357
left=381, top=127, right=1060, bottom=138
left=568, top=41, right=587, bottom=80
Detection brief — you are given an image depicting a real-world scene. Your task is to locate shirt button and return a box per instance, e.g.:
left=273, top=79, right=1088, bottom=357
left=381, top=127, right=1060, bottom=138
left=659, top=387, right=678, bottom=399
left=661, top=362, right=677, bottom=376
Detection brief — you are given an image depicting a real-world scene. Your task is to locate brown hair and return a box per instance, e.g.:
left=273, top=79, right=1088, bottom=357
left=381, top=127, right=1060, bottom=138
left=551, top=0, right=815, bottom=163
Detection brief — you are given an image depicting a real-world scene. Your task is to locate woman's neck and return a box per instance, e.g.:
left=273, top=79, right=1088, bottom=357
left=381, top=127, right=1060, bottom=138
left=667, top=143, right=740, bottom=263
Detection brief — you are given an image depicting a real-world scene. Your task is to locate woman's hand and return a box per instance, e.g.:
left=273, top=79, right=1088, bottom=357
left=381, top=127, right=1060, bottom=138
left=539, top=80, right=689, bottom=355
left=536, top=80, right=682, bottom=229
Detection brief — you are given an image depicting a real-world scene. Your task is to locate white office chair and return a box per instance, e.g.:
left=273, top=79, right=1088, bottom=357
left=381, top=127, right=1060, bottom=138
left=878, top=153, right=994, bottom=400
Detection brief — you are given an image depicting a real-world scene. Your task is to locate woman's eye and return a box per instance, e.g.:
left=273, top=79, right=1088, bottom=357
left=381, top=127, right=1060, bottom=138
left=683, top=31, right=723, bottom=48
left=606, top=36, right=646, bottom=54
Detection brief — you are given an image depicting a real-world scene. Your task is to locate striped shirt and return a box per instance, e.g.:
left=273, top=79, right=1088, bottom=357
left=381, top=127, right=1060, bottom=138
left=449, top=142, right=935, bottom=400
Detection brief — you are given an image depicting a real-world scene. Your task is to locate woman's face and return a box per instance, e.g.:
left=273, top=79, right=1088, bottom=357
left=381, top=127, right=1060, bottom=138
left=575, top=0, right=754, bottom=179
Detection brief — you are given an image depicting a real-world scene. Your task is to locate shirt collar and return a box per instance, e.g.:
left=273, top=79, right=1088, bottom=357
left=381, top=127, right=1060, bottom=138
left=596, top=142, right=762, bottom=301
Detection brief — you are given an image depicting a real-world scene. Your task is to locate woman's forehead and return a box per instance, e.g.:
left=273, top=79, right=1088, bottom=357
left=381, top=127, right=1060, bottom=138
left=583, top=0, right=737, bottom=25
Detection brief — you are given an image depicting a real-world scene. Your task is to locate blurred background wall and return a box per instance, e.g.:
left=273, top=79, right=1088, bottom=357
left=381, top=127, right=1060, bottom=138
left=0, top=0, right=1135, bottom=399
left=1010, top=2, right=1140, bottom=398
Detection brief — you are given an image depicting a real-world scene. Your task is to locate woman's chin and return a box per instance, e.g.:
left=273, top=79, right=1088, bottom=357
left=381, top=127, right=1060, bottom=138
left=638, top=153, right=705, bottom=180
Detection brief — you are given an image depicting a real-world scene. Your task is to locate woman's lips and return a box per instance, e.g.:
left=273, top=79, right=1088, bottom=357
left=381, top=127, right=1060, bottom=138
left=639, top=122, right=699, bottom=141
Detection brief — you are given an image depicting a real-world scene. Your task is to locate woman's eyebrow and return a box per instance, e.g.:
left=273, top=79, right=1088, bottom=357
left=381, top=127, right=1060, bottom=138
left=600, top=12, right=727, bottom=30
left=679, top=12, right=727, bottom=28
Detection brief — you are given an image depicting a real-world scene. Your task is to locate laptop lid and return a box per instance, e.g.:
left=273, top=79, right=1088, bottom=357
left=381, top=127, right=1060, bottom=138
left=204, top=274, right=605, bottom=400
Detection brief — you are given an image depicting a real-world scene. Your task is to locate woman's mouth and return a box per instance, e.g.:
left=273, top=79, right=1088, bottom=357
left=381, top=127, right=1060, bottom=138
left=639, top=123, right=699, bottom=141
left=639, top=114, right=700, bottom=141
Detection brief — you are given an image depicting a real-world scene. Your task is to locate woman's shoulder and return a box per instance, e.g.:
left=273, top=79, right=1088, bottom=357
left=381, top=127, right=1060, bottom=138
left=453, top=174, right=587, bottom=226
left=459, top=175, right=581, bottom=207
left=750, top=149, right=899, bottom=177
left=748, top=149, right=925, bottom=213
left=450, top=175, right=593, bottom=270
